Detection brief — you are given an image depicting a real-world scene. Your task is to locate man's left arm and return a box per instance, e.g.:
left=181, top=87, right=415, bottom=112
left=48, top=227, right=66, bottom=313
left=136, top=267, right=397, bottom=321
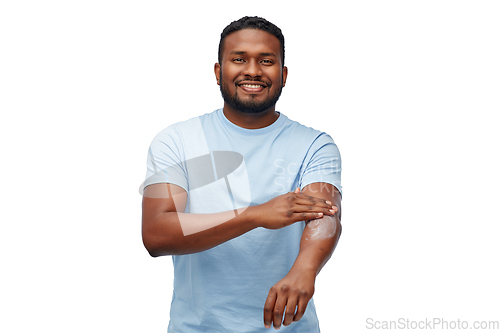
left=263, top=182, right=342, bottom=330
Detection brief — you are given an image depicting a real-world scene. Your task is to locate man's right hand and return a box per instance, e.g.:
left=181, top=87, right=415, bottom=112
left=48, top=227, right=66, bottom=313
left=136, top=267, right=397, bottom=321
left=249, top=188, right=338, bottom=230
left=143, top=185, right=337, bottom=256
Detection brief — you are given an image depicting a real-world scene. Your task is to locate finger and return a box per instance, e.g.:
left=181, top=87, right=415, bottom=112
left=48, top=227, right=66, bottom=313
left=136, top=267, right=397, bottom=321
left=296, top=192, right=331, bottom=202
left=282, top=296, right=299, bottom=326
left=292, top=204, right=337, bottom=216
left=263, top=289, right=277, bottom=329
left=285, top=193, right=331, bottom=207
left=272, top=291, right=288, bottom=330
left=294, top=187, right=300, bottom=194
left=292, top=202, right=332, bottom=214
left=293, top=294, right=309, bottom=323
left=293, top=196, right=333, bottom=208
left=293, top=211, right=324, bottom=221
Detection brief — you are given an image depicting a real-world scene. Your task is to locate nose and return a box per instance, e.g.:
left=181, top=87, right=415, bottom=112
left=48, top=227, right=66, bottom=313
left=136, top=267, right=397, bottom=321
left=242, top=59, right=262, bottom=77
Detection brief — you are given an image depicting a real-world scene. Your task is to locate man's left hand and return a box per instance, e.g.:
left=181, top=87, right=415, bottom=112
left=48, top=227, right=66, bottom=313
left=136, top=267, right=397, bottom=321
left=263, top=268, right=315, bottom=329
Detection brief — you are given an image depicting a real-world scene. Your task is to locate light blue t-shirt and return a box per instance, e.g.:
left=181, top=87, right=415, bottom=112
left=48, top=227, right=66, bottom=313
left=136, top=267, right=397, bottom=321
left=144, top=109, right=341, bottom=333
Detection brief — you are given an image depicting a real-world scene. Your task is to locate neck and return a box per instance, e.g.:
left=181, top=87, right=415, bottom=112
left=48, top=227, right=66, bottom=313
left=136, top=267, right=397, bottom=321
left=222, top=105, right=279, bottom=129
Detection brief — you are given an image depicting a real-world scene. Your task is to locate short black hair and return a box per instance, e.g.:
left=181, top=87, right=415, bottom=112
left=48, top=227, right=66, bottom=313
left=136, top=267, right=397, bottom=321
left=218, top=16, right=285, bottom=66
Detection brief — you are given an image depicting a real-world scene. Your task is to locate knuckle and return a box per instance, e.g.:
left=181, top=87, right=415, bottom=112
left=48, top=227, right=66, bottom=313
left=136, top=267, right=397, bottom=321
left=299, top=290, right=310, bottom=298
left=286, top=210, right=293, bottom=217
left=280, top=284, right=290, bottom=292
left=274, top=310, right=282, bottom=317
left=264, top=306, right=272, bottom=314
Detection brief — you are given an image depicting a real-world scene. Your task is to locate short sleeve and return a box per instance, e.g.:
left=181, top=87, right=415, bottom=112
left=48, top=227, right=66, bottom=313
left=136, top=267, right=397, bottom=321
left=142, top=126, right=188, bottom=192
left=300, top=133, right=342, bottom=196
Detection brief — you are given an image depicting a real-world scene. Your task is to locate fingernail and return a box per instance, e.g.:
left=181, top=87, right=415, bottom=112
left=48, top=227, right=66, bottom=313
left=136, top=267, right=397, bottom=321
left=317, top=212, right=323, bottom=217
left=326, top=200, right=332, bottom=205
left=329, top=209, right=336, bottom=214
left=265, top=324, right=270, bottom=329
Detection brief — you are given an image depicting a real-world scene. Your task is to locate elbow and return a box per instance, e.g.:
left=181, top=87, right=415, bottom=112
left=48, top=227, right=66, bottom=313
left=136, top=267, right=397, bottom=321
left=142, top=235, right=162, bottom=258
left=146, top=244, right=162, bottom=258
left=149, top=251, right=162, bottom=258
left=142, top=212, right=180, bottom=257
left=142, top=228, right=173, bottom=258
left=141, top=211, right=189, bottom=256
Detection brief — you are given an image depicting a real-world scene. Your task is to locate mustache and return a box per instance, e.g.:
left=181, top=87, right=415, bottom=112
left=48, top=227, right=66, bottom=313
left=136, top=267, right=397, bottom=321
left=235, top=78, right=271, bottom=86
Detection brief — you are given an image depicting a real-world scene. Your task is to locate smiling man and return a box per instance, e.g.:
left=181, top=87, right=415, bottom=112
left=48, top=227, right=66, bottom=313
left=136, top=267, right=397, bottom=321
left=216, top=28, right=286, bottom=122
left=142, top=16, right=342, bottom=332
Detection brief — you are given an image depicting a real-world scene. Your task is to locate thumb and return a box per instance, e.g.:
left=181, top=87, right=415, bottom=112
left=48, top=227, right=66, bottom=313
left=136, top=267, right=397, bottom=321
left=294, top=187, right=301, bottom=194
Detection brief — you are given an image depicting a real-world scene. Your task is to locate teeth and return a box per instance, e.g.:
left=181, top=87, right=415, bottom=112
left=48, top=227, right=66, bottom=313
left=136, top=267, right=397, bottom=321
left=241, top=84, right=263, bottom=88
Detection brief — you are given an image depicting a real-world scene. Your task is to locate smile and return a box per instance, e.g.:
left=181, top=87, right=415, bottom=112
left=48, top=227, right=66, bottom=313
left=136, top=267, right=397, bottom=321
left=238, top=82, right=267, bottom=93
left=240, top=84, right=265, bottom=88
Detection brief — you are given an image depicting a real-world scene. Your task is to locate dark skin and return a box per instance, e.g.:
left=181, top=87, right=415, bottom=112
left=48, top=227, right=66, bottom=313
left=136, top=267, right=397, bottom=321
left=143, top=183, right=341, bottom=329
left=214, top=29, right=288, bottom=129
left=263, top=183, right=341, bottom=329
left=142, top=28, right=342, bottom=330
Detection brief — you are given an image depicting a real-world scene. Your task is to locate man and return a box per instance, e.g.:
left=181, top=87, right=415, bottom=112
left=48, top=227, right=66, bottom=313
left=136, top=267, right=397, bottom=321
left=142, top=16, right=342, bottom=332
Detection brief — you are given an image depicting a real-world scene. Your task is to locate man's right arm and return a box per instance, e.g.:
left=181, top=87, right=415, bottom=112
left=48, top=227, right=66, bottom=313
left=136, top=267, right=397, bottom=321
left=142, top=184, right=337, bottom=257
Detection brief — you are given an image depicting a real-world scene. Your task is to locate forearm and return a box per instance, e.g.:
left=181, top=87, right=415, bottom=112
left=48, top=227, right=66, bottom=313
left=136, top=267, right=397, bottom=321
left=291, top=183, right=342, bottom=276
left=292, top=215, right=342, bottom=275
left=262, top=213, right=341, bottom=330
left=142, top=184, right=335, bottom=257
left=143, top=206, right=256, bottom=257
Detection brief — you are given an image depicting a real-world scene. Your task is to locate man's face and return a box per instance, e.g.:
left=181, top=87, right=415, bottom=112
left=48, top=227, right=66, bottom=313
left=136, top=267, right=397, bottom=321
left=215, top=29, right=288, bottom=115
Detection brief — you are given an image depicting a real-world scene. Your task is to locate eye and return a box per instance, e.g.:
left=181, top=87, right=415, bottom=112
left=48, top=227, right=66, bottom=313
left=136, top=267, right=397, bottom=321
left=233, top=58, right=245, bottom=63
left=260, top=59, right=274, bottom=65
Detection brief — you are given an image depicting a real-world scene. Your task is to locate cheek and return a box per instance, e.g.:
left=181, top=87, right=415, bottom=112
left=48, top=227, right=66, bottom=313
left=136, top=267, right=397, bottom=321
left=268, top=70, right=284, bottom=86
left=222, top=64, right=240, bottom=79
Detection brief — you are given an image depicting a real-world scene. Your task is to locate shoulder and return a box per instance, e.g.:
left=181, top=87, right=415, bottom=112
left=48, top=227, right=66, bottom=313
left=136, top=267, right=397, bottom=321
left=280, top=113, right=338, bottom=147
left=150, top=110, right=218, bottom=143
left=149, top=110, right=220, bottom=161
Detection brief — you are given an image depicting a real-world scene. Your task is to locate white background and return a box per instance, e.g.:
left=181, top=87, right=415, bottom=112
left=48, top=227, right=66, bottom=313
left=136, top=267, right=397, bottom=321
left=1, top=1, right=499, bottom=332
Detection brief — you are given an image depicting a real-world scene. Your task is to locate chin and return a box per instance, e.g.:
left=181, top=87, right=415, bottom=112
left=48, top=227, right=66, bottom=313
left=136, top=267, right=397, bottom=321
left=220, top=83, right=282, bottom=115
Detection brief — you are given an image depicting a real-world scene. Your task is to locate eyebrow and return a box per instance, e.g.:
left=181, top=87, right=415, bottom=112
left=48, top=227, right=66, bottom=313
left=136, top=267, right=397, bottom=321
left=229, top=51, right=277, bottom=57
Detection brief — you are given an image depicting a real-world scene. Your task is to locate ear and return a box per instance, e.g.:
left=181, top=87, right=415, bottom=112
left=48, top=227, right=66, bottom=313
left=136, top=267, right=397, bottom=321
left=214, top=63, right=221, bottom=85
left=282, top=66, right=288, bottom=87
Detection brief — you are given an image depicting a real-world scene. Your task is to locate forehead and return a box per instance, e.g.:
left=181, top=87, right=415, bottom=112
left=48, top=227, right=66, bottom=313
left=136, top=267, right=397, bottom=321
left=222, top=29, right=281, bottom=61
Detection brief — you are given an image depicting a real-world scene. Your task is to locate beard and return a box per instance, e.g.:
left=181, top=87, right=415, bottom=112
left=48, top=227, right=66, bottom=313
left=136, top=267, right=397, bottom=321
left=219, top=68, right=283, bottom=115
